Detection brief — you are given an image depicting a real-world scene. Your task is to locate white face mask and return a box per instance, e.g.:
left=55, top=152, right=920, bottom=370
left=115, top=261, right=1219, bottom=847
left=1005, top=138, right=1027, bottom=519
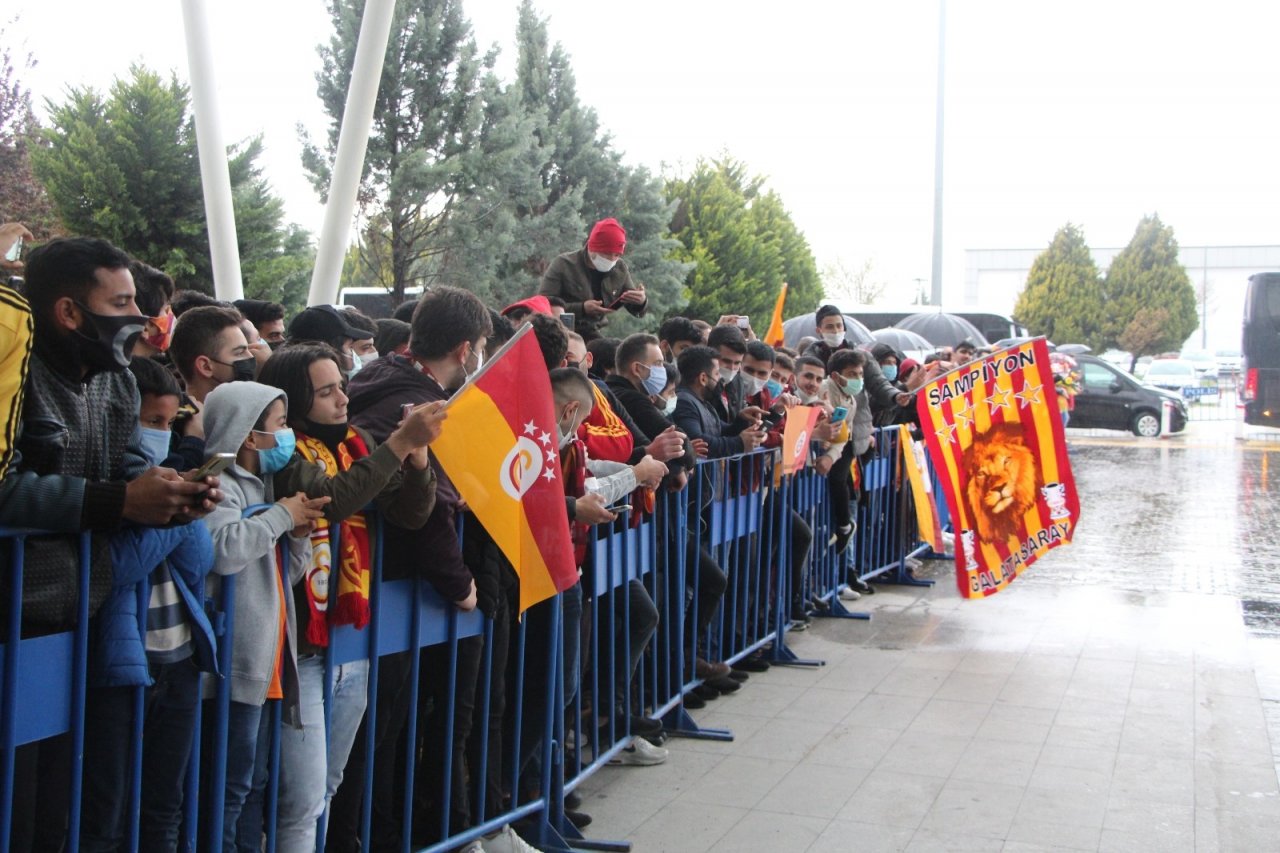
left=744, top=375, right=766, bottom=397
left=359, top=351, right=379, bottom=367
left=719, top=366, right=739, bottom=385
left=661, top=395, right=677, bottom=416
left=797, top=390, right=819, bottom=405
left=558, top=407, right=581, bottom=448
left=822, top=332, right=844, bottom=348
left=590, top=253, right=617, bottom=273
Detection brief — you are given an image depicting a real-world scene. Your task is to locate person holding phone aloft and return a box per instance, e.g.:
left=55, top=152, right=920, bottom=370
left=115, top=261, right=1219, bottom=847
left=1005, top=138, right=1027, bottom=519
left=538, top=218, right=646, bottom=342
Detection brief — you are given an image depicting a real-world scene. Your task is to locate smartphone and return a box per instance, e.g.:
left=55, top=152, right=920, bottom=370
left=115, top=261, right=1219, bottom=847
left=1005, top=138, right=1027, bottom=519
left=3, top=237, right=21, bottom=263
left=189, top=452, right=235, bottom=480
left=560, top=312, right=575, bottom=331
left=606, top=291, right=628, bottom=309
left=762, top=411, right=783, bottom=428
left=830, top=406, right=848, bottom=424
left=609, top=504, right=633, bottom=514
left=401, top=403, right=414, bottom=420
left=735, top=316, right=750, bottom=329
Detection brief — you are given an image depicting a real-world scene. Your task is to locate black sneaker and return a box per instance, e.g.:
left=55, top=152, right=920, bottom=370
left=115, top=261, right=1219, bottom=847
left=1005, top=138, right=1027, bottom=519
left=683, top=691, right=707, bottom=709
left=833, top=524, right=855, bottom=554
left=629, top=715, right=663, bottom=739
left=727, top=670, right=749, bottom=682
left=706, top=675, right=742, bottom=694
left=566, top=809, right=593, bottom=829
left=733, top=655, right=770, bottom=673
left=693, top=684, right=720, bottom=701
left=849, top=577, right=874, bottom=595
left=565, top=790, right=582, bottom=810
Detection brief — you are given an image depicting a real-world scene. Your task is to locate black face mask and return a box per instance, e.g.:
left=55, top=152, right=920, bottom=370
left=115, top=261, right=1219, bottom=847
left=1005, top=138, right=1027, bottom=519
left=214, top=356, right=258, bottom=384
left=267, top=340, right=284, bottom=352
left=302, top=419, right=349, bottom=448
left=73, top=302, right=146, bottom=372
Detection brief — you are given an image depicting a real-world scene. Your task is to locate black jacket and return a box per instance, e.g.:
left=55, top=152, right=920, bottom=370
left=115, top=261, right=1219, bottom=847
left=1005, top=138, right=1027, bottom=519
left=345, top=354, right=481, bottom=610
left=605, top=375, right=694, bottom=471
left=673, top=386, right=749, bottom=459
left=537, top=247, right=646, bottom=341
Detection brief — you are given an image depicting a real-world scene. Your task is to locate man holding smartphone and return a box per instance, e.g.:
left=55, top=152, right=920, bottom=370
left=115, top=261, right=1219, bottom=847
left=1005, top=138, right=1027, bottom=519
left=538, top=217, right=646, bottom=342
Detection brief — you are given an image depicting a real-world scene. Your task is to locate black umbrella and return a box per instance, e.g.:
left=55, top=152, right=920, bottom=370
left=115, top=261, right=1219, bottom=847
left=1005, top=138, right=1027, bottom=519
left=896, top=312, right=990, bottom=348
left=870, top=327, right=934, bottom=358
left=1055, top=343, right=1091, bottom=355
left=781, top=312, right=874, bottom=350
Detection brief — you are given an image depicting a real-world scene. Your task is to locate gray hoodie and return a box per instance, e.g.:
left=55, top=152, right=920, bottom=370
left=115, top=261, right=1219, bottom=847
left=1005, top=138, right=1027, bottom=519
left=202, top=381, right=309, bottom=713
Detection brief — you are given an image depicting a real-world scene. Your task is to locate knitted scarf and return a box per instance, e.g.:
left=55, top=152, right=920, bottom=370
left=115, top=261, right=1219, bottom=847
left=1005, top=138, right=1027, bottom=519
left=294, top=427, right=373, bottom=646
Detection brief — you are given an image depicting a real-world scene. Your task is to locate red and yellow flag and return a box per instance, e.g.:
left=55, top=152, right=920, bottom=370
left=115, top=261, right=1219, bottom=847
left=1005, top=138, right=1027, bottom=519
left=431, top=326, right=578, bottom=613
left=915, top=338, right=1080, bottom=598
left=898, top=424, right=943, bottom=553
left=780, top=405, right=820, bottom=475
left=764, top=282, right=788, bottom=347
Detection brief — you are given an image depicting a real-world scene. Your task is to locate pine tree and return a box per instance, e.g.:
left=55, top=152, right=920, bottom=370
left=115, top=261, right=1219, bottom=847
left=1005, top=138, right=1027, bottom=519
left=0, top=26, right=58, bottom=237
left=31, top=65, right=306, bottom=293
left=1013, top=224, right=1107, bottom=350
left=665, top=156, right=821, bottom=323
left=302, top=0, right=539, bottom=307
left=1101, top=214, right=1198, bottom=359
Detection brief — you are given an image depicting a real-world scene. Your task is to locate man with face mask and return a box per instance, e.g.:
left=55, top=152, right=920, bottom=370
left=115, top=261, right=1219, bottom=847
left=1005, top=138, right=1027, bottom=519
left=538, top=218, right=647, bottom=342
left=0, top=238, right=221, bottom=851
left=343, top=285, right=490, bottom=849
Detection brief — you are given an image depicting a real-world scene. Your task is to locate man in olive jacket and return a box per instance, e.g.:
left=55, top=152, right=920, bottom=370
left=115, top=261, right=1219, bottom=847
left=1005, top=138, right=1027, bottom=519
left=538, top=217, right=646, bottom=341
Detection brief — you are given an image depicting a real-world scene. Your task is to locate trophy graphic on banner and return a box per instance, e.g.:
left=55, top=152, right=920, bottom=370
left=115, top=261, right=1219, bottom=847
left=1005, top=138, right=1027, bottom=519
left=1040, top=482, right=1070, bottom=519
left=959, top=529, right=979, bottom=571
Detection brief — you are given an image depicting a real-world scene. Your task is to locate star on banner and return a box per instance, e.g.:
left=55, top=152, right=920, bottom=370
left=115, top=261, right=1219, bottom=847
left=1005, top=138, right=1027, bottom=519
left=523, top=420, right=538, bottom=436
left=545, top=448, right=557, bottom=464
left=1016, top=384, right=1044, bottom=408
left=538, top=431, right=553, bottom=447
left=953, top=405, right=974, bottom=429
left=935, top=422, right=958, bottom=443
left=985, top=388, right=1013, bottom=415
left=541, top=468, right=557, bottom=482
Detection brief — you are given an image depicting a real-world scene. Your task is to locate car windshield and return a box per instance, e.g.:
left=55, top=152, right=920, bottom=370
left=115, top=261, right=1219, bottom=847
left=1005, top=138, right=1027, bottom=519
left=1146, top=361, right=1193, bottom=378
left=1215, top=349, right=1240, bottom=358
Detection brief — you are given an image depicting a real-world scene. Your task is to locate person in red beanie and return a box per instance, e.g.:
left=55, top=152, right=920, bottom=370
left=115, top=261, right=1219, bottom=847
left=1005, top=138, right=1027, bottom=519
left=538, top=217, right=646, bottom=341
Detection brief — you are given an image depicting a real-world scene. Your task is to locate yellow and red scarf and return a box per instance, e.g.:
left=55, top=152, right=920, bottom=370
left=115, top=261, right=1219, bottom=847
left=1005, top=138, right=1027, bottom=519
left=295, top=428, right=372, bottom=646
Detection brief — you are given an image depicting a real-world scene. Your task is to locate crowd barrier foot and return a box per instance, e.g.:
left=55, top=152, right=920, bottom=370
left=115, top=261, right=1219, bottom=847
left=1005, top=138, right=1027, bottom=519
left=821, top=592, right=872, bottom=621
left=558, top=821, right=633, bottom=852
left=661, top=705, right=733, bottom=741
left=769, top=637, right=825, bottom=668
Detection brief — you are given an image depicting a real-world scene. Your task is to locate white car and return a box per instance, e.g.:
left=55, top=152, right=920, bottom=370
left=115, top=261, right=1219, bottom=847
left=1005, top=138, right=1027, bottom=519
left=1179, top=349, right=1219, bottom=379
left=1144, top=359, right=1218, bottom=400
left=1214, top=348, right=1242, bottom=375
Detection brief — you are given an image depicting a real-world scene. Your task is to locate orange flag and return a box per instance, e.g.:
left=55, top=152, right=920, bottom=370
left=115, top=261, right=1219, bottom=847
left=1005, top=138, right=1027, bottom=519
left=764, top=282, right=788, bottom=347
left=780, top=405, right=820, bottom=475
left=431, top=325, right=578, bottom=613
left=915, top=338, right=1080, bottom=599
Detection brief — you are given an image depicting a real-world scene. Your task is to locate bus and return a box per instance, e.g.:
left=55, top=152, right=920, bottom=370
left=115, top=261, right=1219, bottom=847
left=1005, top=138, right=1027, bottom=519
left=1241, top=272, right=1280, bottom=427
left=338, top=286, right=423, bottom=319
left=847, top=308, right=1027, bottom=346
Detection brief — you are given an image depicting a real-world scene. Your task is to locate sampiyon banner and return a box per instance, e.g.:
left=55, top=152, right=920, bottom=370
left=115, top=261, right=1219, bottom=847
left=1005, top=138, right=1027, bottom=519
left=914, top=338, right=1080, bottom=598
left=431, top=325, right=579, bottom=614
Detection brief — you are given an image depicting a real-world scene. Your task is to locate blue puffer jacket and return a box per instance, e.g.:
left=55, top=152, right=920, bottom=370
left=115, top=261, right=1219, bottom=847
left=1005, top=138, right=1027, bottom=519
left=91, top=522, right=218, bottom=688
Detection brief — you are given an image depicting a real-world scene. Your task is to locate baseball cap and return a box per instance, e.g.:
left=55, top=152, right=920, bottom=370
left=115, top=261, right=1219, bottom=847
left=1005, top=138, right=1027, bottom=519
left=288, top=304, right=374, bottom=344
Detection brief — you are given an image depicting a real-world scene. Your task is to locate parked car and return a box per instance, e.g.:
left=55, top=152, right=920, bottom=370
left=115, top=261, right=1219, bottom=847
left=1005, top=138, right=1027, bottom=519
left=1070, top=355, right=1188, bottom=437
left=1215, top=348, right=1243, bottom=375
left=1179, top=349, right=1219, bottom=379
left=1144, top=358, right=1219, bottom=400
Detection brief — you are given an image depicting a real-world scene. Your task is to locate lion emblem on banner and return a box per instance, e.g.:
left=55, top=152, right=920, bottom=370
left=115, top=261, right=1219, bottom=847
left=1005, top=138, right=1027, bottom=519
left=961, top=422, right=1042, bottom=543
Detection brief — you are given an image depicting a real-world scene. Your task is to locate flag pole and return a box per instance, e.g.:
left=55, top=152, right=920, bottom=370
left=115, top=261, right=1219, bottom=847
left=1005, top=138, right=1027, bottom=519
left=180, top=0, right=244, bottom=301
left=306, top=0, right=398, bottom=308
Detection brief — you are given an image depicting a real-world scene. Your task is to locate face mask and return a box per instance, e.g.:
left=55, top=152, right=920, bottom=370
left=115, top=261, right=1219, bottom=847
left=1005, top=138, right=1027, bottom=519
left=641, top=363, right=667, bottom=397
left=467, top=344, right=485, bottom=379
left=719, top=366, right=739, bottom=385
left=138, top=426, right=171, bottom=467
left=662, top=395, right=678, bottom=416
left=847, top=378, right=865, bottom=395
left=359, top=351, right=379, bottom=368
left=73, top=302, right=146, bottom=372
left=232, top=356, right=257, bottom=383
left=797, top=390, right=819, bottom=405
left=882, top=364, right=898, bottom=382
left=765, top=379, right=784, bottom=399
left=143, top=311, right=174, bottom=352
left=345, top=349, right=363, bottom=381
left=267, top=340, right=284, bottom=352
left=590, top=253, right=617, bottom=273
left=557, top=408, right=581, bottom=448
left=255, top=427, right=296, bottom=475
left=822, top=332, right=844, bottom=348
left=744, top=375, right=766, bottom=397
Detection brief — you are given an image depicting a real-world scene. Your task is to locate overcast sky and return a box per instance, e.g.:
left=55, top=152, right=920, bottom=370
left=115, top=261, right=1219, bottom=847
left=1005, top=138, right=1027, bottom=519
left=8, top=0, right=1280, bottom=311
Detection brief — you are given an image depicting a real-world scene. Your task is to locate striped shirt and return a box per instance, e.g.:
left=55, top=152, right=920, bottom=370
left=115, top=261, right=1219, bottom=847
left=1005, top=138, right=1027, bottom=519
left=145, top=564, right=194, bottom=663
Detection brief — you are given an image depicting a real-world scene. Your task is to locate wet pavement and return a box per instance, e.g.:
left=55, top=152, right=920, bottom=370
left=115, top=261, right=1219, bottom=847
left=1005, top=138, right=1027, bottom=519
left=575, top=423, right=1280, bottom=851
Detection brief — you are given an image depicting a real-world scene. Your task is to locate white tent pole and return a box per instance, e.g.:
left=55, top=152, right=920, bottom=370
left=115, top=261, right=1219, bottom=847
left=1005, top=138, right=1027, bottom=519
left=306, top=0, right=397, bottom=308
left=180, top=0, right=244, bottom=302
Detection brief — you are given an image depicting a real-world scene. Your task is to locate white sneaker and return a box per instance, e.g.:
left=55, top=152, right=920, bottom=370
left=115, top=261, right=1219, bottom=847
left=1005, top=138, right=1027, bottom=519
left=904, top=557, right=923, bottom=571
left=459, top=843, right=485, bottom=853
left=839, top=585, right=861, bottom=601
left=609, top=735, right=669, bottom=766
left=483, top=825, right=544, bottom=853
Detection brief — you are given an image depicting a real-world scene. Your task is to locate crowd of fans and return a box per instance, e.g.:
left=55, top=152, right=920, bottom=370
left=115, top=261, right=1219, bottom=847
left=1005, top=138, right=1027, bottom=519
left=0, top=217, right=973, bottom=853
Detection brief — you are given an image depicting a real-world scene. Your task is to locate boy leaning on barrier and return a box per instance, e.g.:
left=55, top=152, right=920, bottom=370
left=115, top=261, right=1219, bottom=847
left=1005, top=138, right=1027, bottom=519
left=199, top=380, right=329, bottom=851
left=256, top=342, right=441, bottom=852
left=1, top=238, right=223, bottom=852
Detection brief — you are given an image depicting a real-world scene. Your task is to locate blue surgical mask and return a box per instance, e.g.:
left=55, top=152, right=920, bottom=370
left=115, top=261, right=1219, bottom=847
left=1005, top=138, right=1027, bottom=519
left=882, top=364, right=898, bottom=382
left=765, top=379, right=783, bottom=398
left=256, top=427, right=296, bottom=475
left=642, top=363, right=668, bottom=396
left=138, top=426, right=171, bottom=468
left=848, top=378, right=865, bottom=395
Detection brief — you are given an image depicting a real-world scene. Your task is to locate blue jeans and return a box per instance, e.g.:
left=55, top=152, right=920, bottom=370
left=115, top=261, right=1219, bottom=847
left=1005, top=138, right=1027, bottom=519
left=276, top=656, right=369, bottom=852
left=213, top=699, right=264, bottom=853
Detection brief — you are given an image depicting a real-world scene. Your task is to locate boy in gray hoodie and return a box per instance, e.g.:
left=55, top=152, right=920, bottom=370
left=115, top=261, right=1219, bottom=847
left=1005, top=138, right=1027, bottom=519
left=200, top=380, right=329, bottom=851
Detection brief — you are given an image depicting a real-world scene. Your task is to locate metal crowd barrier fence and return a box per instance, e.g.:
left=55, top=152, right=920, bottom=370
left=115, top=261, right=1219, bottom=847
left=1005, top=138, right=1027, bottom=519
left=0, top=430, right=943, bottom=852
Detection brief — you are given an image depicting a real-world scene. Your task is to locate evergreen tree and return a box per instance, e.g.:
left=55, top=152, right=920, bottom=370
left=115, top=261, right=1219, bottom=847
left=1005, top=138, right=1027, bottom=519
left=1101, top=213, right=1198, bottom=358
left=302, top=0, right=538, bottom=307
left=1013, top=224, right=1107, bottom=350
left=31, top=65, right=308, bottom=294
left=665, top=156, right=821, bottom=323
left=0, top=25, right=58, bottom=237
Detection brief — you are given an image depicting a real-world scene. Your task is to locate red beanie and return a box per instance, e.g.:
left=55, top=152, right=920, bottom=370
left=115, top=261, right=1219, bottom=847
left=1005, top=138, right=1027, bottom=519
left=587, top=218, right=626, bottom=255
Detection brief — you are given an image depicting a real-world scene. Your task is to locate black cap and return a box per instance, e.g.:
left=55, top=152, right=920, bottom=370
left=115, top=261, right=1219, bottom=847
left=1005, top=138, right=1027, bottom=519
left=288, top=304, right=374, bottom=345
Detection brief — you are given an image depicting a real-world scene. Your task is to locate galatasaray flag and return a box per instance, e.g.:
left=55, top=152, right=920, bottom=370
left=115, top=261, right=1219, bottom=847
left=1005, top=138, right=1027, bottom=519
left=763, top=282, right=788, bottom=347
left=915, top=338, right=1080, bottom=599
left=899, top=424, right=943, bottom=553
left=431, top=325, right=578, bottom=614
left=780, top=405, right=820, bottom=475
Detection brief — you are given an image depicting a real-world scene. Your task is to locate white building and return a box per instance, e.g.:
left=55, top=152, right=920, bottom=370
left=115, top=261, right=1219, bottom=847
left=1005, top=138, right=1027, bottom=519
left=963, top=245, right=1280, bottom=352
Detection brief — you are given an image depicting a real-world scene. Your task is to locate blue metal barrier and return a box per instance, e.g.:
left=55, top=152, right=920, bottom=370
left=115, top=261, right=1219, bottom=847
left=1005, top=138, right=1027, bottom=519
left=0, top=426, right=944, bottom=852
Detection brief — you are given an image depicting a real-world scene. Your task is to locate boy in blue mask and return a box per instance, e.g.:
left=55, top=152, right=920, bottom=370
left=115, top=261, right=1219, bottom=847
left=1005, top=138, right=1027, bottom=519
left=200, top=380, right=330, bottom=850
